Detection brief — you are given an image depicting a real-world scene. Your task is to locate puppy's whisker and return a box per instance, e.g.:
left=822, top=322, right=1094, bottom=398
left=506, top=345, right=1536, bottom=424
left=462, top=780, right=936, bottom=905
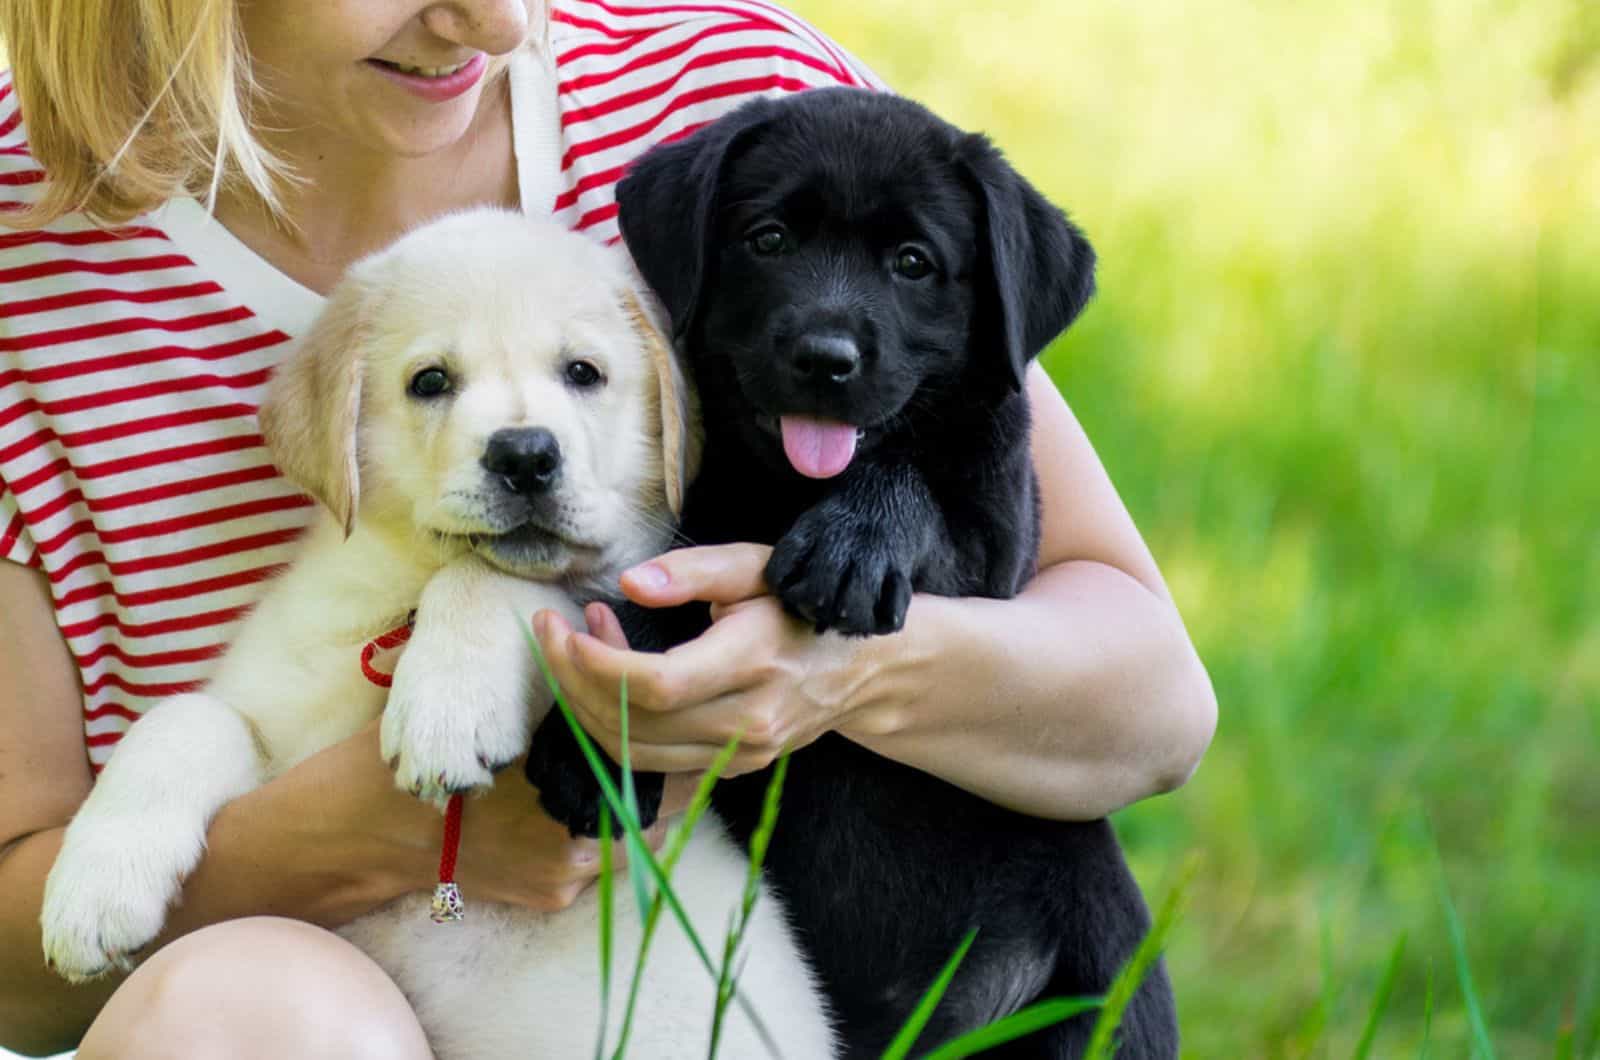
left=620, top=500, right=689, bottom=548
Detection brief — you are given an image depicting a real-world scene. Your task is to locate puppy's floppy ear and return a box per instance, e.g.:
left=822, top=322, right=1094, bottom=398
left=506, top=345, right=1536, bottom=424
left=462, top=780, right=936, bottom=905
left=615, top=99, right=778, bottom=341
left=257, top=280, right=371, bottom=536
left=624, top=290, right=702, bottom=519
left=959, top=134, right=1097, bottom=391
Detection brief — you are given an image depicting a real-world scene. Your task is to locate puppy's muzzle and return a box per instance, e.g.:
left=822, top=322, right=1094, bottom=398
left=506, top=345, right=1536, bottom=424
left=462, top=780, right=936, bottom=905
left=482, top=427, right=562, bottom=496
left=789, top=333, right=861, bottom=386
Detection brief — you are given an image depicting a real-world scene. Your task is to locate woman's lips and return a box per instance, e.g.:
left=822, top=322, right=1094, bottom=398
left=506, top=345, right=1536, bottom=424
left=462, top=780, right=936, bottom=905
left=367, top=52, right=488, bottom=103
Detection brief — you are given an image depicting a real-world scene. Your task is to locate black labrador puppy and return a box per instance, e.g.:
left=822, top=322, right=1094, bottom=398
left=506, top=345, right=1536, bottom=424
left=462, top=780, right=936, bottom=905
left=530, top=87, right=1177, bottom=1058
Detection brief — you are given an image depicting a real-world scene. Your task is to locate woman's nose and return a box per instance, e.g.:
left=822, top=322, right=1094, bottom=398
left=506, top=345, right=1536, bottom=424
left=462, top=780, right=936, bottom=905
left=420, top=0, right=534, bottom=56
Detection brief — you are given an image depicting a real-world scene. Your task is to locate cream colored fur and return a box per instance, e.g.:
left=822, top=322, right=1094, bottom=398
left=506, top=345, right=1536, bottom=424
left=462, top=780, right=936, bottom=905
left=40, top=210, right=834, bottom=1059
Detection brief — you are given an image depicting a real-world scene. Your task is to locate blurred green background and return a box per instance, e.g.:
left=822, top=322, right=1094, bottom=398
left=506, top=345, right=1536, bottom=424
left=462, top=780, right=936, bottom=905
left=786, top=0, right=1599, bottom=1055
left=4, top=1, right=1597, bottom=1055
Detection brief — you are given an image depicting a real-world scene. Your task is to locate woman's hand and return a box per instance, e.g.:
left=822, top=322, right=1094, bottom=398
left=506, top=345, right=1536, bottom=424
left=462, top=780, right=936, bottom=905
left=190, top=717, right=687, bottom=927
left=533, top=544, right=882, bottom=777
left=449, top=750, right=687, bottom=912
left=444, top=601, right=707, bottom=910
left=535, top=368, right=1215, bottom=822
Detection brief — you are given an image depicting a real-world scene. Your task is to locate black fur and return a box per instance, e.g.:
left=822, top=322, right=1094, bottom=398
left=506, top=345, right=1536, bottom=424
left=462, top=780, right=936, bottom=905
left=534, top=87, right=1178, bottom=1057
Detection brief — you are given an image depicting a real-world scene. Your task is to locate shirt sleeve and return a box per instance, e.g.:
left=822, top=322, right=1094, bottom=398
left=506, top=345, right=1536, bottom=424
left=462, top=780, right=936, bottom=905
left=0, top=479, right=39, bottom=569
left=0, top=74, right=41, bottom=570
left=756, top=6, right=892, bottom=92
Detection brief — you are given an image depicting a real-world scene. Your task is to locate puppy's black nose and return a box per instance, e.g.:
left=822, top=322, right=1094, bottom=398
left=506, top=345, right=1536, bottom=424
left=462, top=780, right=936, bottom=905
left=482, top=427, right=562, bottom=495
left=791, top=333, right=860, bottom=385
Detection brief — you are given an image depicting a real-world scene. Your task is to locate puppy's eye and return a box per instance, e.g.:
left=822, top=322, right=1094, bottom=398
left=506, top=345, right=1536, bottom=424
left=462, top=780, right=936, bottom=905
left=409, top=367, right=452, bottom=399
left=565, top=360, right=604, bottom=389
left=893, top=246, right=935, bottom=280
left=747, top=225, right=791, bottom=257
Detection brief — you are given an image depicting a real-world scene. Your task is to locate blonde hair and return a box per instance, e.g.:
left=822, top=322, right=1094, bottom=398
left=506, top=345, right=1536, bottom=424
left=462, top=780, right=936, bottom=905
left=0, top=0, right=285, bottom=228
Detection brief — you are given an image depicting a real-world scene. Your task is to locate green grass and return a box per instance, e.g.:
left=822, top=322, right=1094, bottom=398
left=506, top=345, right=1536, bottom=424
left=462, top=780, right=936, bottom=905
left=787, top=0, right=1600, bottom=1055
left=529, top=631, right=1156, bottom=1059
left=9, top=2, right=1593, bottom=1053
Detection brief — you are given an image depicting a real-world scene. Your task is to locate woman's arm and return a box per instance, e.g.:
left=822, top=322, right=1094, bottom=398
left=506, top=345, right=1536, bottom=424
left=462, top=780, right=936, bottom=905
left=536, top=365, right=1217, bottom=820
left=838, top=366, right=1216, bottom=815
left=0, top=561, right=666, bottom=1056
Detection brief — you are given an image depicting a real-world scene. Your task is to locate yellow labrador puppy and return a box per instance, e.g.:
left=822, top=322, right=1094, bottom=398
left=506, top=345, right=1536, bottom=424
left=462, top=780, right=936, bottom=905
left=41, top=210, right=835, bottom=1059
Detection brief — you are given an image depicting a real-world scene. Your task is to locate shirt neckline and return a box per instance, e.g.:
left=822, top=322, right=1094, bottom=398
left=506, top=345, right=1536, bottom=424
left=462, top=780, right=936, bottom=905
left=156, top=45, right=563, bottom=340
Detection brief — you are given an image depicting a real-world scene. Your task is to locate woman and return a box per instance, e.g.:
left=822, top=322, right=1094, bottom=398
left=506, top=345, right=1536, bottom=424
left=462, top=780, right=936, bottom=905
left=0, top=0, right=1216, bottom=1056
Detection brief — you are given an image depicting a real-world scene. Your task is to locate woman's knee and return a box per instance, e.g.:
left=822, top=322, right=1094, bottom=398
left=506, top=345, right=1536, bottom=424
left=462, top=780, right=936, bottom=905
left=78, top=916, right=432, bottom=1060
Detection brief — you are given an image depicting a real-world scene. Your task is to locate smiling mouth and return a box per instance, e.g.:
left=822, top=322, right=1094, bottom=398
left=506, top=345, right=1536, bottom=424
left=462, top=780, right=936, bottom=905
left=372, top=57, right=475, bottom=79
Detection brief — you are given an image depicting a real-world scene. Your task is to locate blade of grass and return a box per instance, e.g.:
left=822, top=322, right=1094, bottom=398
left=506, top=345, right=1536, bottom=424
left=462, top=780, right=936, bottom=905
left=880, top=928, right=979, bottom=1060
left=1553, top=1013, right=1574, bottom=1060
left=594, top=803, right=614, bottom=1060
left=1352, top=933, right=1406, bottom=1060
left=1083, top=857, right=1196, bottom=1060
left=613, top=734, right=741, bottom=1060
left=1578, top=991, right=1600, bottom=1060
left=615, top=675, right=653, bottom=925
left=1319, top=895, right=1338, bottom=1039
left=665, top=737, right=742, bottom=874
left=527, top=625, right=718, bottom=967
left=918, top=997, right=1104, bottom=1059
left=1297, top=895, right=1336, bottom=1048
left=1574, top=917, right=1600, bottom=1060
left=1416, top=964, right=1433, bottom=1060
left=710, top=752, right=790, bottom=1059
left=1439, top=884, right=1495, bottom=1060
left=1427, top=820, right=1496, bottom=1060
left=619, top=673, right=639, bottom=819
left=709, top=907, right=744, bottom=1060
left=525, top=627, right=782, bottom=1057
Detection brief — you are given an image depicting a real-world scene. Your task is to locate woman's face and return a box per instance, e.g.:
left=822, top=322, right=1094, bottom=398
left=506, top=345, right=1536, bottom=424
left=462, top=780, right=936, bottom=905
left=239, top=0, right=538, bottom=159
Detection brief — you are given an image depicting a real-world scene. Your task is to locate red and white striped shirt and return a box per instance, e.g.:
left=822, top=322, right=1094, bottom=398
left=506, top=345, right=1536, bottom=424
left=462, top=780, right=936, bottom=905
left=0, top=0, right=881, bottom=770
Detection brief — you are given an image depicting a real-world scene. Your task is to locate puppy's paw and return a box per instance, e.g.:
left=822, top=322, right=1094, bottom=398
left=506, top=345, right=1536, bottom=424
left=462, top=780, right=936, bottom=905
left=526, top=710, right=664, bottom=837
left=767, top=502, right=914, bottom=636
left=41, top=814, right=201, bottom=982
left=383, top=649, right=531, bottom=808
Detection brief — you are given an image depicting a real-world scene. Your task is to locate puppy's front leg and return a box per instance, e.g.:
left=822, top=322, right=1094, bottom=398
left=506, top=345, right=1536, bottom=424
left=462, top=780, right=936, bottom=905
left=383, top=556, right=582, bottom=807
left=41, top=695, right=264, bottom=981
left=524, top=600, right=673, bottom=837
left=526, top=705, right=666, bottom=838
left=767, top=460, right=953, bottom=636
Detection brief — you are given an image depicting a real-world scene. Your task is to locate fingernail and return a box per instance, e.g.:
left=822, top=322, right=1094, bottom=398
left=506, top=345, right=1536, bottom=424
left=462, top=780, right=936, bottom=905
left=625, top=563, right=669, bottom=592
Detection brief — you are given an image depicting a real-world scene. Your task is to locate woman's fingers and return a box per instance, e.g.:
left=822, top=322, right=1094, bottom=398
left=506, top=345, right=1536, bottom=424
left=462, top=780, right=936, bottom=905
left=534, top=612, right=629, bottom=738
left=566, top=742, right=777, bottom=776
left=531, top=563, right=821, bottom=774
left=557, top=617, right=765, bottom=713
left=620, top=543, right=775, bottom=608
left=583, top=601, right=630, bottom=650
left=574, top=597, right=808, bottom=713
left=533, top=611, right=703, bottom=759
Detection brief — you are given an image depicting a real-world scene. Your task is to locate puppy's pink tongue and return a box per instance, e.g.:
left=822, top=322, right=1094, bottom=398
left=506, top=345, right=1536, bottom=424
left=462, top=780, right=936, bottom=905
left=780, top=415, right=858, bottom=479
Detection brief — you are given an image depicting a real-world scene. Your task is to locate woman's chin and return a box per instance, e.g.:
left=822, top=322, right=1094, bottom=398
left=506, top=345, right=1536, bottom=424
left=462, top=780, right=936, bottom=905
left=366, top=106, right=488, bottom=160
left=343, top=73, right=503, bottom=161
